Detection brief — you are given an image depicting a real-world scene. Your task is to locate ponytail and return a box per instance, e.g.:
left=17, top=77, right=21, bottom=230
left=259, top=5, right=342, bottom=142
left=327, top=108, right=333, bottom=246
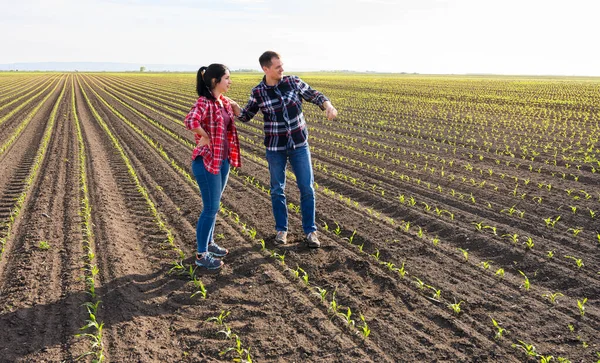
left=195, top=64, right=229, bottom=100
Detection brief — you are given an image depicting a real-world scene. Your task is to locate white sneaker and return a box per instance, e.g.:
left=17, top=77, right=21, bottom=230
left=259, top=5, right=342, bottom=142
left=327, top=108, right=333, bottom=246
left=306, top=232, right=320, bottom=248
left=275, top=231, right=288, bottom=245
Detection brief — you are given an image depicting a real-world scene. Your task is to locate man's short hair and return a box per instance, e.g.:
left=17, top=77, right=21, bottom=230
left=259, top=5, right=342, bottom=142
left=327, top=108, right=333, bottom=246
left=259, top=51, right=281, bottom=68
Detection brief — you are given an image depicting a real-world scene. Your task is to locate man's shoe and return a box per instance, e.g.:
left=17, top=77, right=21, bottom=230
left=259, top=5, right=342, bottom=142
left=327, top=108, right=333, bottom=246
left=208, top=241, right=229, bottom=257
left=306, top=232, right=321, bottom=248
left=195, top=252, right=224, bottom=270
left=275, top=231, right=288, bottom=245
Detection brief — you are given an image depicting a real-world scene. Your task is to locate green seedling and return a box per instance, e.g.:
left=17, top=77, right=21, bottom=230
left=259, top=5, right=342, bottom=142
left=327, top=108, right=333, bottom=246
left=342, top=307, right=355, bottom=327
left=447, top=300, right=463, bottom=314
left=413, top=277, right=425, bottom=290
left=359, top=313, right=370, bottom=338
left=565, top=255, right=584, bottom=269
left=217, top=326, right=234, bottom=340
left=523, top=236, right=534, bottom=250
left=315, top=287, right=328, bottom=302
left=206, top=310, right=230, bottom=326
left=542, top=291, right=564, bottom=305
left=480, top=261, right=491, bottom=270
left=519, top=270, right=530, bottom=291
left=371, top=249, right=380, bottom=261
left=398, top=261, right=407, bottom=278
left=502, top=233, right=519, bottom=244
left=334, top=222, right=342, bottom=236
left=567, top=227, right=582, bottom=237
left=458, top=248, right=469, bottom=262
left=491, top=317, right=507, bottom=340
left=547, top=250, right=555, bottom=259
left=577, top=298, right=587, bottom=317
left=512, top=340, right=537, bottom=357
left=38, top=240, right=51, bottom=250
left=190, top=275, right=207, bottom=299
left=426, top=285, right=442, bottom=301
left=495, top=268, right=505, bottom=279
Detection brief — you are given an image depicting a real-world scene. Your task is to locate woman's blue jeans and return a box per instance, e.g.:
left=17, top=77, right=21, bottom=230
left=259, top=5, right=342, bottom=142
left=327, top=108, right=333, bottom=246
left=192, top=157, right=230, bottom=253
left=265, top=145, right=316, bottom=235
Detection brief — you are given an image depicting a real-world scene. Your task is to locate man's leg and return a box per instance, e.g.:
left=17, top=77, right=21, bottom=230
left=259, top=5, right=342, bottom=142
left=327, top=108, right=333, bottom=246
left=266, top=149, right=288, bottom=233
left=288, top=145, right=316, bottom=235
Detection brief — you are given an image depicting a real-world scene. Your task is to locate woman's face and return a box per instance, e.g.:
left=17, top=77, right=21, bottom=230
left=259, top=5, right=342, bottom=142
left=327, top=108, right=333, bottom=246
left=214, top=70, right=231, bottom=94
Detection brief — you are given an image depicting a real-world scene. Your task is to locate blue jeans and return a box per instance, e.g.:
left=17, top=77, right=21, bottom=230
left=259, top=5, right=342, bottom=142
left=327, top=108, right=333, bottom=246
left=265, top=145, right=316, bottom=235
left=192, top=157, right=230, bottom=253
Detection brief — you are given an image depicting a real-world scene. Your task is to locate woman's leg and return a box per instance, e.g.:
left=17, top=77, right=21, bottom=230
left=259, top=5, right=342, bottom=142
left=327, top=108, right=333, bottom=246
left=192, top=158, right=223, bottom=254
left=208, top=159, right=230, bottom=243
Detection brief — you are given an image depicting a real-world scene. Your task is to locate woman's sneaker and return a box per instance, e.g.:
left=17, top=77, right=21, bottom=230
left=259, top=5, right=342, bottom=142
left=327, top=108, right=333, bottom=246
left=195, top=252, right=223, bottom=270
left=208, top=242, right=229, bottom=257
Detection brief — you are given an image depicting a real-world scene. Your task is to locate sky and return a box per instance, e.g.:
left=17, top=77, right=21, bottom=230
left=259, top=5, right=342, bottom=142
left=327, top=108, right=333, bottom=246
left=1, top=0, right=599, bottom=75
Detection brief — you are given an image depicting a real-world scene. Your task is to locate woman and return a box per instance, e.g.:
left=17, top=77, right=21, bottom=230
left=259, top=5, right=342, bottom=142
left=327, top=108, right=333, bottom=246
left=184, top=64, right=241, bottom=270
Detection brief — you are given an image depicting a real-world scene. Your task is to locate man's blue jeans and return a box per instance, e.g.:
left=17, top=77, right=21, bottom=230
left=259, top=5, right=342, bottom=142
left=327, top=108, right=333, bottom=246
left=265, top=145, right=316, bottom=235
left=192, top=158, right=229, bottom=253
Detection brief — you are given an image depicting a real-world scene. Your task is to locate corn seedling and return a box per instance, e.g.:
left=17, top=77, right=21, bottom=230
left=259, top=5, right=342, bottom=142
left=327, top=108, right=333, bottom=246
left=523, top=236, right=534, bottom=250
left=217, top=325, right=234, bottom=340
left=577, top=298, right=587, bottom=317
left=519, top=270, right=530, bottom=291
left=539, top=355, right=555, bottom=363
left=447, top=300, right=463, bottom=314
left=321, top=220, right=329, bottom=232
left=426, top=285, right=442, bottom=301
left=38, top=240, right=51, bottom=250
left=371, top=249, right=380, bottom=261
left=547, top=250, right=555, bottom=259
left=432, top=236, right=440, bottom=246
left=544, top=216, right=561, bottom=228
left=495, top=268, right=505, bottom=279
left=512, top=340, right=537, bottom=357
left=483, top=225, right=497, bottom=235
left=315, top=287, right=328, bottom=302
left=207, top=310, right=230, bottom=326
left=472, top=221, right=484, bottom=231
left=220, top=335, right=252, bottom=362
left=542, top=291, right=564, bottom=305
left=329, top=290, right=340, bottom=314
left=168, top=259, right=185, bottom=275
left=359, top=313, right=370, bottom=338
left=398, top=261, right=407, bottom=278
left=413, top=276, right=425, bottom=290
left=334, top=222, right=342, bottom=236
left=458, top=248, right=469, bottom=262
left=342, top=307, right=355, bottom=328
left=480, top=261, right=491, bottom=270
left=502, top=233, right=519, bottom=244
left=567, top=227, right=582, bottom=237
left=564, top=255, right=583, bottom=269
left=491, top=318, right=507, bottom=340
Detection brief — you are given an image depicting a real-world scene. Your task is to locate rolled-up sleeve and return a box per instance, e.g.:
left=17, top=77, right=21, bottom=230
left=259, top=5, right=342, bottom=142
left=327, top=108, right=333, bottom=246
left=184, top=100, right=207, bottom=130
left=238, top=94, right=260, bottom=123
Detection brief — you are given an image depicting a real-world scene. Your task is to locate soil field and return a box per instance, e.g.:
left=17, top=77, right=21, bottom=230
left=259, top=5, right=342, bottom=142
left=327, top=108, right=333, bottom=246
left=0, top=72, right=599, bottom=362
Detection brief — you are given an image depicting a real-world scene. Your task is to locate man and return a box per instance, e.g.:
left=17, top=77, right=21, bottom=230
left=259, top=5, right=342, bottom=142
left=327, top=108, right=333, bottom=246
left=234, top=51, right=338, bottom=248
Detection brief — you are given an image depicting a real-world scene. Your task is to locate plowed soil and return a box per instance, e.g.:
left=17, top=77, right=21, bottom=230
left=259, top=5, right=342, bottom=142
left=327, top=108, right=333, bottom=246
left=0, top=73, right=598, bottom=362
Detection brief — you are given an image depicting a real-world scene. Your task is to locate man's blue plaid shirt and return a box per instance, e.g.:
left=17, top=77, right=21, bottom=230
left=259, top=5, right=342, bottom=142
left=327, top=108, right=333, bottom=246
left=238, top=75, right=329, bottom=151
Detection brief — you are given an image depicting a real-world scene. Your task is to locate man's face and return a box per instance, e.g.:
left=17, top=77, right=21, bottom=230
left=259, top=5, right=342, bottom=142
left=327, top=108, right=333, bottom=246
left=263, top=57, right=284, bottom=81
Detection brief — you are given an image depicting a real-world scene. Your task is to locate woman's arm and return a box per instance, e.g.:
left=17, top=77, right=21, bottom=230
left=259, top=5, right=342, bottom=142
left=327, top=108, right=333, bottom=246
left=191, top=126, right=210, bottom=146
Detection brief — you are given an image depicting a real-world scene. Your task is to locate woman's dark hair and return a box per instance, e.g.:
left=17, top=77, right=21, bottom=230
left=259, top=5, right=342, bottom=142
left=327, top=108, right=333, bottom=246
left=196, top=63, right=229, bottom=99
